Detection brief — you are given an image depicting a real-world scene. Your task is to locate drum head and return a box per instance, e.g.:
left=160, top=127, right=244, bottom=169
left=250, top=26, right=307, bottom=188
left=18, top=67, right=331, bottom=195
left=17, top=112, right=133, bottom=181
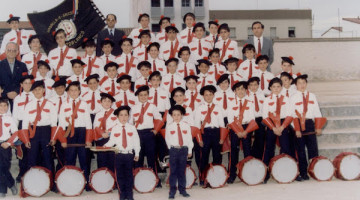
left=340, top=154, right=360, bottom=180
left=134, top=169, right=157, bottom=193
left=23, top=167, right=51, bottom=197
left=90, top=169, right=115, bottom=194
left=186, top=166, right=196, bottom=189
left=312, top=159, right=334, bottom=181
left=271, top=156, right=298, bottom=183
left=206, top=165, right=227, bottom=188
left=56, top=167, right=86, bottom=196
left=240, top=159, right=267, bottom=185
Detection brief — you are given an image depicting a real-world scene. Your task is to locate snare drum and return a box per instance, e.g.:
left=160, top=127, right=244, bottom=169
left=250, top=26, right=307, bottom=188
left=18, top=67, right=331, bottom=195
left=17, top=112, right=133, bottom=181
left=205, top=164, right=228, bottom=188
left=22, top=166, right=52, bottom=197
left=308, top=156, right=335, bottom=181
left=237, top=156, right=267, bottom=186
left=89, top=167, right=115, bottom=194
left=269, top=154, right=299, bottom=184
left=55, top=166, right=86, bottom=197
left=185, top=165, right=197, bottom=189
left=133, top=168, right=159, bottom=193
left=333, top=152, right=360, bottom=180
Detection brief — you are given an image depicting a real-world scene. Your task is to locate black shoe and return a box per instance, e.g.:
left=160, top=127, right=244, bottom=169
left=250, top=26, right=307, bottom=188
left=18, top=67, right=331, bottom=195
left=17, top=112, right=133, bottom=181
left=51, top=186, right=58, bottom=193
left=263, top=172, right=270, bottom=184
left=302, top=174, right=310, bottom=180
left=169, top=194, right=175, bottom=199
left=16, top=176, right=22, bottom=183
left=227, top=178, right=235, bottom=184
left=10, top=186, right=18, bottom=195
left=180, top=192, right=190, bottom=197
left=85, top=185, right=92, bottom=192
left=295, top=175, right=303, bottom=182
left=156, top=182, right=162, bottom=188
left=192, top=182, right=198, bottom=186
left=199, top=181, right=204, bottom=186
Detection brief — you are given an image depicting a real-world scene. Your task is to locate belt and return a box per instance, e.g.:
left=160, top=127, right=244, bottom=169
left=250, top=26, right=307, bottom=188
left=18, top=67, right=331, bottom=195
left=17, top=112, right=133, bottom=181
left=171, top=146, right=187, bottom=149
left=204, top=127, right=219, bottom=130
left=118, top=150, right=134, bottom=154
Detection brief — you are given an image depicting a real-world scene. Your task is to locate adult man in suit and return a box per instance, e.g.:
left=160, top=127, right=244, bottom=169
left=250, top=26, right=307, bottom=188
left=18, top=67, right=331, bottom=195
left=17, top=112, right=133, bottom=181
left=245, top=21, right=274, bottom=71
left=0, top=42, right=28, bottom=110
left=96, top=14, right=125, bottom=57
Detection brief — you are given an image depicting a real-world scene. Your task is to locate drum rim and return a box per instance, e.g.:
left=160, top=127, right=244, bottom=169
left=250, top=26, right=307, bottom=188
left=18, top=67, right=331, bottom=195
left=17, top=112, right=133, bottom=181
left=89, top=167, right=115, bottom=194
left=186, top=165, right=197, bottom=189
left=237, top=156, right=267, bottom=186
left=333, top=152, right=360, bottom=180
left=269, top=153, right=299, bottom=184
left=22, top=166, right=52, bottom=197
left=133, top=167, right=159, bottom=193
left=308, top=156, right=335, bottom=181
left=55, top=165, right=86, bottom=197
left=205, top=164, right=229, bottom=189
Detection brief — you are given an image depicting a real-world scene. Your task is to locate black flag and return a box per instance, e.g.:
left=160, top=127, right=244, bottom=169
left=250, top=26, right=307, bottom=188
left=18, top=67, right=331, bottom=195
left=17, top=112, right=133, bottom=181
left=27, top=0, right=106, bottom=54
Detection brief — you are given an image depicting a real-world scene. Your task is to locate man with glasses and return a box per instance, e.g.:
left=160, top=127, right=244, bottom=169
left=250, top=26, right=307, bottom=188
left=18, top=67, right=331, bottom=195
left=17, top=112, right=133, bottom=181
left=96, top=14, right=125, bottom=57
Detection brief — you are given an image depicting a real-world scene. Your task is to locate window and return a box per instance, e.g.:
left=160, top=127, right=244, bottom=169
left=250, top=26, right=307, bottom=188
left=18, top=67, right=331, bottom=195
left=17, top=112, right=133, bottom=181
left=230, top=27, right=236, bottom=39
left=288, top=27, right=296, bottom=38
left=270, top=27, right=277, bottom=39
left=152, top=24, right=161, bottom=33
left=195, top=0, right=203, bottom=7
left=151, top=0, right=160, bottom=7
left=165, top=0, right=174, bottom=7
left=247, top=27, right=253, bottom=39
left=182, top=0, right=190, bottom=7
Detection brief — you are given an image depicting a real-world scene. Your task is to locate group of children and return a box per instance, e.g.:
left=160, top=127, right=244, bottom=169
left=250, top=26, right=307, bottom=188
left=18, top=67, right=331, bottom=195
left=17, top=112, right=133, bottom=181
left=0, top=13, right=325, bottom=200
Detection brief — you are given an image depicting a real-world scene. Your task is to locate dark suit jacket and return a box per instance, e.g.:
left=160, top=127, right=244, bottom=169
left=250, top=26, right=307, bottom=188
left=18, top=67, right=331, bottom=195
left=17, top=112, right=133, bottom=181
left=245, top=36, right=274, bottom=66
left=96, top=28, right=125, bottom=57
left=0, top=59, right=28, bottom=97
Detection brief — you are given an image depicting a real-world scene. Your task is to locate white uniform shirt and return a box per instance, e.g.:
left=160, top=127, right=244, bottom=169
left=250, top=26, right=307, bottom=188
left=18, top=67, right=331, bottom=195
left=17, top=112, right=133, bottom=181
left=197, top=73, right=217, bottom=91
left=128, top=27, right=156, bottom=47
left=148, top=57, right=167, bottom=76
left=93, top=108, right=117, bottom=130
left=113, top=89, right=137, bottom=108
left=161, top=73, right=186, bottom=93
left=134, top=76, right=151, bottom=93
left=159, top=39, right=183, bottom=61
left=22, top=97, right=57, bottom=127
left=129, top=102, right=162, bottom=130
left=66, top=75, right=88, bottom=93
left=253, top=70, right=275, bottom=96
left=177, top=60, right=197, bottom=78
left=22, top=51, right=50, bottom=78
left=81, top=89, right=101, bottom=115
left=213, top=88, right=236, bottom=117
left=208, top=63, right=226, bottom=80
left=290, top=91, right=322, bottom=119
left=205, top=33, right=222, bottom=47
left=0, top=114, right=18, bottom=142
left=184, top=90, right=203, bottom=111
left=48, top=46, right=77, bottom=77
left=194, top=103, right=225, bottom=129
left=225, top=71, right=245, bottom=87
left=166, top=104, right=194, bottom=126
left=238, top=59, right=260, bottom=81
left=12, top=92, right=34, bottom=124
left=35, top=77, right=54, bottom=99
left=99, top=76, right=121, bottom=95
left=227, top=97, right=255, bottom=125
left=262, top=94, right=291, bottom=119
left=165, top=121, right=194, bottom=154
left=214, top=39, right=240, bottom=62
left=100, top=54, right=117, bottom=66
left=179, top=27, right=194, bottom=45
left=148, top=87, right=171, bottom=113
left=247, top=90, right=266, bottom=118
left=280, top=85, right=297, bottom=98
left=49, top=93, right=67, bottom=120
left=58, top=98, right=92, bottom=129
left=115, top=53, right=139, bottom=81
left=81, top=54, right=105, bottom=78
left=0, top=29, right=35, bottom=55
left=189, top=37, right=212, bottom=62
left=133, top=43, right=150, bottom=62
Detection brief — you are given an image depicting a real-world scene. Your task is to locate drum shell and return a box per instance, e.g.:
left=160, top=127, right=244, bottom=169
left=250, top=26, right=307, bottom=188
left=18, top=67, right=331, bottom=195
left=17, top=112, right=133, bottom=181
left=308, top=156, right=334, bottom=181
left=89, top=167, right=115, bottom=194
left=333, top=152, right=360, bottom=180
left=269, top=153, right=299, bottom=184
left=236, top=156, right=267, bottom=186
left=204, top=164, right=229, bottom=188
left=55, top=165, right=86, bottom=197
left=22, top=166, right=53, bottom=197
left=133, top=167, right=159, bottom=193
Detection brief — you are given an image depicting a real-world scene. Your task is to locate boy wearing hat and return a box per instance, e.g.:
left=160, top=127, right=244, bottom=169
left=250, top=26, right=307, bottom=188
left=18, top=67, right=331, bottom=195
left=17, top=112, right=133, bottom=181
left=194, top=85, right=225, bottom=185
left=214, top=74, right=235, bottom=123
left=179, top=12, right=196, bottom=45
left=280, top=72, right=296, bottom=98
left=114, top=74, right=136, bottom=108
left=224, top=57, right=244, bottom=88
left=239, top=44, right=259, bottom=81
left=81, top=39, right=105, bottom=78
left=128, top=13, right=155, bottom=47
left=115, top=38, right=138, bottom=82
left=67, top=58, right=88, bottom=93
left=161, top=58, right=185, bottom=93
left=184, top=75, right=203, bottom=111
left=82, top=74, right=101, bottom=122
left=48, top=29, right=77, bottom=78
left=99, top=38, right=116, bottom=64
left=215, top=23, right=240, bottom=62
left=208, top=48, right=226, bottom=81
left=156, top=16, right=171, bottom=45
left=226, top=81, right=257, bottom=183
left=177, top=46, right=196, bottom=78
left=0, top=97, right=19, bottom=197
left=99, top=62, right=120, bottom=95
left=35, top=60, right=54, bottom=98
left=133, top=30, right=152, bottom=61
left=159, top=26, right=183, bottom=61
left=205, top=20, right=222, bottom=47
left=166, top=105, right=193, bottom=199
left=134, top=61, right=152, bottom=91
left=147, top=42, right=167, bottom=76
left=104, top=106, right=140, bottom=200
left=253, top=55, right=274, bottom=96
left=0, top=14, right=35, bottom=56
left=22, top=35, right=49, bottom=78
left=196, top=58, right=216, bottom=91
left=189, top=22, right=212, bottom=62
left=277, top=56, right=298, bottom=79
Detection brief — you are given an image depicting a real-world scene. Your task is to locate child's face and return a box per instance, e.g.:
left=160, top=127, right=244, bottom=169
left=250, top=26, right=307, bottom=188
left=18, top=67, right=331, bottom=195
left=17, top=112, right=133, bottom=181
left=185, top=16, right=195, bottom=27
left=121, top=41, right=132, bottom=54
left=235, top=86, right=246, bottom=98
left=220, top=29, right=230, bottom=40
left=21, top=79, right=32, bottom=93
left=38, top=66, right=49, bottom=77
left=194, top=27, right=204, bottom=39
left=120, top=79, right=131, bottom=91
left=270, top=83, right=282, bottom=95
left=9, top=20, right=19, bottom=30
left=30, top=38, right=41, bottom=52
left=161, top=19, right=170, bottom=29
left=102, top=44, right=113, bottom=55
left=149, top=46, right=159, bottom=58
left=203, top=90, right=214, bottom=104
left=167, top=31, right=177, bottom=41
left=150, top=76, right=161, bottom=88
left=210, top=53, right=220, bottom=64
left=173, top=91, right=185, bottom=105
left=85, top=46, right=96, bottom=56
left=55, top=32, right=66, bottom=47
left=140, top=35, right=151, bottom=45
left=186, top=79, right=197, bottom=91
left=227, top=62, right=237, bottom=73
left=0, top=102, right=8, bottom=114
left=68, top=86, right=81, bottom=99
left=101, top=98, right=113, bottom=110
left=167, top=61, right=177, bottom=74
left=281, top=76, right=291, bottom=88
left=248, top=81, right=259, bottom=93
left=88, top=79, right=99, bottom=91
left=32, top=86, right=45, bottom=99
left=118, top=110, right=129, bottom=124
left=73, top=64, right=83, bottom=75
left=198, top=63, right=210, bottom=74
left=171, top=110, right=183, bottom=123
left=281, top=62, right=292, bottom=73
left=107, top=67, right=118, bottom=79
left=139, top=67, right=150, bottom=77
left=138, top=91, right=149, bottom=103
left=139, top=17, right=150, bottom=28
left=258, top=60, right=268, bottom=72
left=209, top=24, right=218, bottom=35
left=296, top=79, right=307, bottom=92
left=180, top=51, right=190, bottom=62
left=219, top=80, right=229, bottom=91
left=245, top=50, right=255, bottom=60
left=55, top=86, right=65, bottom=96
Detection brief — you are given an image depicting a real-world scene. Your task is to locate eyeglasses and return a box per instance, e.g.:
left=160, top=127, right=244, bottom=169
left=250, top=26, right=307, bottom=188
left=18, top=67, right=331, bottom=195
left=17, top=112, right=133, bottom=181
left=56, top=36, right=65, bottom=39
left=106, top=19, right=116, bottom=22
left=6, top=49, right=17, bottom=53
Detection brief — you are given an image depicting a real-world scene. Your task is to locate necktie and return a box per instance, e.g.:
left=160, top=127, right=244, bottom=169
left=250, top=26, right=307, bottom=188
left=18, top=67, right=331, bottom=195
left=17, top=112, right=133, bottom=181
left=0, top=115, right=3, bottom=137
left=101, top=111, right=107, bottom=130
left=303, top=93, right=308, bottom=113
left=72, top=100, right=76, bottom=112
left=153, top=60, right=157, bottom=72
left=86, top=57, right=92, bottom=77
left=106, top=56, right=109, bottom=64
left=184, top=63, right=188, bottom=77
left=206, top=104, right=211, bottom=123
left=58, top=97, right=62, bottom=114
left=59, top=48, right=64, bottom=67
left=32, top=54, right=38, bottom=77
left=36, top=100, right=42, bottom=121
left=189, top=92, right=195, bottom=111
left=125, top=55, right=129, bottom=73
left=276, top=95, right=281, bottom=115
left=169, top=75, right=174, bottom=93
left=261, top=73, right=265, bottom=90
left=144, top=49, right=148, bottom=61
left=16, top=31, right=22, bottom=45
left=201, top=76, right=206, bottom=88
left=214, top=64, right=218, bottom=79
left=138, top=104, right=145, bottom=124
left=239, top=100, right=243, bottom=116
left=254, top=93, right=259, bottom=112
left=198, top=40, right=202, bottom=56
left=177, top=123, right=184, bottom=146
left=77, top=76, right=80, bottom=82
left=257, top=38, right=261, bottom=54
left=25, top=94, right=29, bottom=106
left=223, top=92, right=227, bottom=110
left=230, top=74, right=235, bottom=87
left=91, top=91, right=95, bottom=110
left=170, top=41, right=174, bottom=58
left=213, top=35, right=215, bottom=43
left=111, top=80, right=115, bottom=95
left=145, top=78, right=148, bottom=86
left=154, top=89, right=158, bottom=106
left=187, top=28, right=192, bottom=43
left=110, top=29, right=113, bottom=37
left=122, top=125, right=127, bottom=148
left=286, top=90, right=289, bottom=97
left=165, top=32, right=168, bottom=42
left=123, top=91, right=128, bottom=105
left=248, top=61, right=253, bottom=79
left=221, top=41, right=226, bottom=59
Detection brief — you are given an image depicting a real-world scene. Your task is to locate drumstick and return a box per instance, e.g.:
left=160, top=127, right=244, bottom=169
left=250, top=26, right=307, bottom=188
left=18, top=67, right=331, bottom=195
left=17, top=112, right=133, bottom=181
left=302, top=132, right=317, bottom=136
left=66, top=144, right=90, bottom=148
left=89, top=146, right=119, bottom=153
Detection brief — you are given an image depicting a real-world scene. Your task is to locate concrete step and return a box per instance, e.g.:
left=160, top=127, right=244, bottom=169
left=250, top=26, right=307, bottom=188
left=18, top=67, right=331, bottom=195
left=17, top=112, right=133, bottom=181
left=320, top=104, right=360, bottom=117
left=318, top=143, right=360, bottom=160
left=317, top=128, right=360, bottom=146
left=324, top=116, right=360, bottom=130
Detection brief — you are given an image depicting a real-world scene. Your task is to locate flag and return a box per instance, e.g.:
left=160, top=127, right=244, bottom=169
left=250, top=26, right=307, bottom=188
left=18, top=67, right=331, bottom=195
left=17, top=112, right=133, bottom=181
left=27, top=0, right=106, bottom=54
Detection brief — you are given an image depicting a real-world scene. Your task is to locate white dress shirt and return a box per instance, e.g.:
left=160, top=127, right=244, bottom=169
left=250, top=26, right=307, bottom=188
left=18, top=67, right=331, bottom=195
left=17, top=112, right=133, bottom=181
left=165, top=121, right=194, bottom=154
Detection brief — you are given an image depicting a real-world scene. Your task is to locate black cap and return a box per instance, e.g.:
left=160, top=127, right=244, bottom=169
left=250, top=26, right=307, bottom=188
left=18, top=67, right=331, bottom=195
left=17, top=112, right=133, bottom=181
left=65, top=81, right=80, bottom=91
left=280, top=72, right=294, bottom=81
left=101, top=38, right=115, bottom=47
left=171, top=87, right=185, bottom=98
left=20, top=75, right=34, bottom=83
left=209, top=48, right=220, bottom=57
left=217, top=23, right=230, bottom=34
left=196, top=59, right=212, bottom=67
left=52, top=78, right=67, bottom=88
left=114, top=105, right=131, bottom=116
left=192, top=22, right=205, bottom=33
left=232, top=81, right=248, bottom=91
left=248, top=76, right=260, bottom=84
left=119, top=37, right=133, bottom=46
left=70, top=58, right=85, bottom=66
left=178, top=46, right=191, bottom=57
left=294, top=74, right=308, bottom=84
left=138, top=13, right=150, bottom=23
left=169, top=105, right=186, bottom=115
left=216, top=74, right=229, bottom=85
left=165, top=58, right=179, bottom=66
left=37, top=60, right=51, bottom=70
left=200, top=85, right=217, bottom=95
left=208, top=19, right=219, bottom=27
left=255, top=55, right=269, bottom=64
left=135, top=85, right=150, bottom=96
left=137, top=61, right=151, bottom=70
left=116, top=74, right=132, bottom=83
left=30, top=80, right=45, bottom=91
left=53, top=29, right=65, bottom=41
left=84, top=74, right=100, bottom=83
left=281, top=56, right=295, bottom=65
left=184, top=75, right=199, bottom=82
left=104, top=62, right=119, bottom=71
left=7, top=14, right=20, bottom=23
left=224, top=57, right=239, bottom=65
left=268, top=77, right=282, bottom=90
left=165, top=26, right=179, bottom=33
left=159, top=16, right=171, bottom=25
left=28, top=35, right=40, bottom=45
left=148, top=71, right=162, bottom=81
left=146, top=42, right=160, bottom=52
left=81, top=38, right=96, bottom=49
left=138, top=30, right=151, bottom=38
left=100, top=92, right=116, bottom=102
